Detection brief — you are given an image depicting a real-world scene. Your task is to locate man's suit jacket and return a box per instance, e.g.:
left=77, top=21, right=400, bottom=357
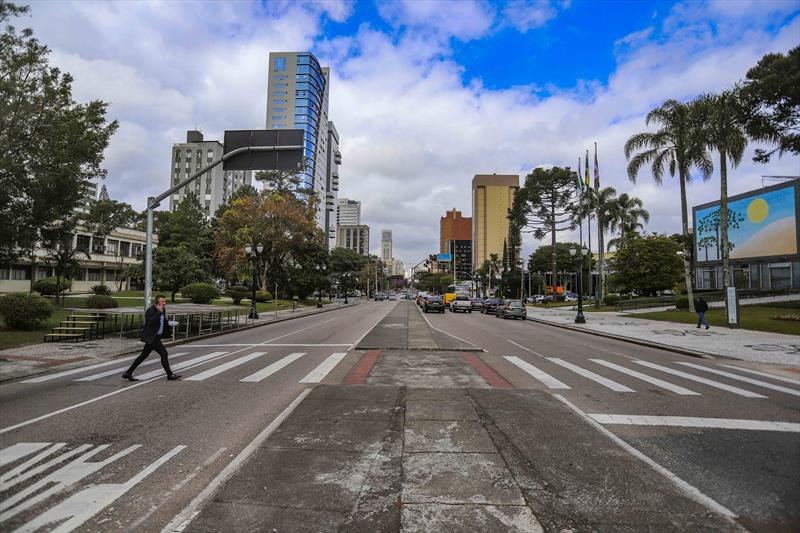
left=140, top=305, right=170, bottom=343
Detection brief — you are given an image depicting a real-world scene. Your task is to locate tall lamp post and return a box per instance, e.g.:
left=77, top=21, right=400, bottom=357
left=244, top=243, right=263, bottom=319
left=569, top=246, right=588, bottom=324
left=315, top=263, right=327, bottom=308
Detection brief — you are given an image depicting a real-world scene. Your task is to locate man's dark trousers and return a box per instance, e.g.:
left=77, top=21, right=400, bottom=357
left=127, top=336, right=173, bottom=375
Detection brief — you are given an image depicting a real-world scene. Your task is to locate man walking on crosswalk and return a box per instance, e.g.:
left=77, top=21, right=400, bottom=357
left=122, top=295, right=181, bottom=381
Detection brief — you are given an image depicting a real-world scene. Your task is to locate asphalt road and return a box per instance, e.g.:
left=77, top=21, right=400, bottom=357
left=1, top=299, right=798, bottom=532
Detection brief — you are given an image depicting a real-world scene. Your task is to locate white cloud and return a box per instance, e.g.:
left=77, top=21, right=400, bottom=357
left=376, top=0, right=496, bottom=41
left=501, top=0, right=567, bottom=32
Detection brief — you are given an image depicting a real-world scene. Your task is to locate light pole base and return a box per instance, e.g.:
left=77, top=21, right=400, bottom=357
left=574, top=312, right=586, bottom=324
left=248, top=302, right=259, bottom=320
left=317, top=302, right=323, bottom=308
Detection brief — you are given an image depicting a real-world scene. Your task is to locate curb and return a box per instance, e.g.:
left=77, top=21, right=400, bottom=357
left=0, top=303, right=358, bottom=384
left=523, top=316, right=736, bottom=361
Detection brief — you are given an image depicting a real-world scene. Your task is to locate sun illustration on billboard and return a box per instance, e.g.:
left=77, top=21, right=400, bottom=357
left=747, top=198, right=769, bottom=224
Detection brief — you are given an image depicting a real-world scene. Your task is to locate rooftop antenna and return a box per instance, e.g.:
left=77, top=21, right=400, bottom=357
left=761, top=175, right=799, bottom=188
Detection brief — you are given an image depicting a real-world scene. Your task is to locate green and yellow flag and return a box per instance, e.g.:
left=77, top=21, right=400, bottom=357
left=584, top=149, right=590, bottom=188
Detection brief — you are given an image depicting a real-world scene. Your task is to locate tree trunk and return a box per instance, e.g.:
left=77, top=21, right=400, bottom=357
left=678, top=172, right=696, bottom=313
left=171, top=290, right=177, bottom=302
left=719, top=147, right=731, bottom=318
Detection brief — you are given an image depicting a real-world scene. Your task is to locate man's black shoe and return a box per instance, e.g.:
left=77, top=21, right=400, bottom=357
left=122, top=373, right=139, bottom=382
left=167, top=373, right=182, bottom=381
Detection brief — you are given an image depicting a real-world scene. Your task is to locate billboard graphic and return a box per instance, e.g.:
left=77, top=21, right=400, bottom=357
left=694, top=184, right=798, bottom=262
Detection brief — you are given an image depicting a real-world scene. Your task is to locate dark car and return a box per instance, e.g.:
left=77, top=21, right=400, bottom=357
left=481, top=298, right=502, bottom=314
left=496, top=300, right=527, bottom=319
left=470, top=297, right=484, bottom=311
left=423, top=296, right=445, bottom=313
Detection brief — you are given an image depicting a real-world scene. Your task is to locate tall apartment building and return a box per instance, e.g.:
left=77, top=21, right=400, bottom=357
left=336, top=198, right=361, bottom=226
left=324, top=121, right=342, bottom=248
left=336, top=224, right=370, bottom=256
left=440, top=209, right=472, bottom=253
left=472, top=174, right=519, bottom=270
left=265, top=52, right=330, bottom=230
left=169, top=130, right=251, bottom=216
left=381, top=230, right=392, bottom=262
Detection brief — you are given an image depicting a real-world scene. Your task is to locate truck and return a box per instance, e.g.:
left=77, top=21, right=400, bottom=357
left=449, top=294, right=472, bottom=313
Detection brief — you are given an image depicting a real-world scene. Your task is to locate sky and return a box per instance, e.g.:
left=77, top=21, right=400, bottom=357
left=20, top=0, right=800, bottom=267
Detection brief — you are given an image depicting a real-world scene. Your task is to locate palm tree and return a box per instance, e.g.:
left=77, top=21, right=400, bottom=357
left=607, top=193, right=650, bottom=251
left=573, top=187, right=618, bottom=304
left=624, top=99, right=713, bottom=312
left=694, top=89, right=748, bottom=296
left=487, top=253, right=501, bottom=295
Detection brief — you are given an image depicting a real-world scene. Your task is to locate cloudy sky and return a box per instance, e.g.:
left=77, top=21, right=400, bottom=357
left=21, top=0, right=800, bottom=266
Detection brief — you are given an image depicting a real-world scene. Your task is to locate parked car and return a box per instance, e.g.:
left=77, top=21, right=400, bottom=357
left=423, top=296, right=445, bottom=313
left=496, top=300, right=527, bottom=319
left=388, top=294, right=397, bottom=301
left=450, top=294, right=472, bottom=313
left=481, top=298, right=502, bottom=314
left=375, top=292, right=385, bottom=301
left=470, top=297, right=485, bottom=311
left=563, top=293, right=578, bottom=302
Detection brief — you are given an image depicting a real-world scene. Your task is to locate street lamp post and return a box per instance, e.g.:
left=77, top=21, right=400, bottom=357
left=569, top=246, right=587, bottom=324
left=315, top=263, right=327, bottom=308
left=244, top=244, right=263, bottom=319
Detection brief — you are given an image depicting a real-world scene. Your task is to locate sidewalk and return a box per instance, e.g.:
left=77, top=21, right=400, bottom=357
left=0, top=301, right=356, bottom=383
left=525, top=307, right=799, bottom=366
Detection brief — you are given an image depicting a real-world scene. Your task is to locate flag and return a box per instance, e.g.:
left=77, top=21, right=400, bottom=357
left=594, top=142, right=600, bottom=192
left=576, top=157, right=583, bottom=191
left=584, top=150, right=590, bottom=188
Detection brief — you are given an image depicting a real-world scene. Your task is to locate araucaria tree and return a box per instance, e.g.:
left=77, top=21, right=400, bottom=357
left=624, top=99, right=712, bottom=312
left=512, top=167, right=576, bottom=296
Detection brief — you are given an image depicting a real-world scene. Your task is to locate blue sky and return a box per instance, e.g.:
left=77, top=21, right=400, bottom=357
left=22, top=0, right=800, bottom=265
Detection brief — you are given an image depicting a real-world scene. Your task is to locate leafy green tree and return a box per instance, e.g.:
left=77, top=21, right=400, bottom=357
left=153, top=245, right=207, bottom=301
left=0, top=2, right=118, bottom=264
left=527, top=243, right=592, bottom=295
left=329, top=247, right=366, bottom=298
left=738, top=46, right=800, bottom=163
left=609, top=234, right=683, bottom=297
left=82, top=195, right=138, bottom=289
left=624, top=99, right=713, bottom=312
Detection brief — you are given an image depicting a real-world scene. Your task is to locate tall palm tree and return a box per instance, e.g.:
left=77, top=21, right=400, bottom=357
left=624, top=99, right=713, bottom=312
left=607, top=193, right=650, bottom=251
left=573, top=187, right=617, bottom=304
left=694, top=89, right=748, bottom=296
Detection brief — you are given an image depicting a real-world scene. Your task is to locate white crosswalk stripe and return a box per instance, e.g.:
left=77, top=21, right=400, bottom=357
left=719, top=364, right=800, bottom=385
left=547, top=358, right=635, bottom=392
left=300, top=352, right=347, bottom=383
left=0, top=443, right=53, bottom=467
left=75, top=353, right=191, bottom=381
left=21, top=357, right=139, bottom=383
left=590, top=359, right=699, bottom=395
left=503, top=356, right=571, bottom=389
left=588, top=414, right=800, bottom=432
left=633, top=360, right=767, bottom=398
left=240, top=352, right=306, bottom=383
left=135, top=351, right=229, bottom=380
left=186, top=352, right=267, bottom=381
left=676, top=362, right=800, bottom=397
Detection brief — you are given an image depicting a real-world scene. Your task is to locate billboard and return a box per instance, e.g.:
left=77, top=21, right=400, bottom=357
left=693, top=182, right=799, bottom=263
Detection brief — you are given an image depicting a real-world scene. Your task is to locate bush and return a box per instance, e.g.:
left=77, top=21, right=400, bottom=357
left=90, top=284, right=112, bottom=296
left=86, top=294, right=119, bottom=309
left=0, top=293, right=53, bottom=330
left=32, top=277, right=72, bottom=296
left=181, top=283, right=220, bottom=304
left=255, top=290, right=273, bottom=302
left=604, top=294, right=620, bottom=306
left=675, top=296, right=689, bottom=310
left=228, top=286, right=250, bottom=305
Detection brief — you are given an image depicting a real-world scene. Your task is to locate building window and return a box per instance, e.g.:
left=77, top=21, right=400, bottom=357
left=119, top=241, right=131, bottom=257
left=186, top=150, right=192, bottom=159
left=132, top=243, right=143, bottom=258
left=107, top=240, right=118, bottom=255
left=273, top=74, right=287, bottom=80
left=0, top=267, right=9, bottom=280
left=11, top=266, right=31, bottom=280
left=87, top=269, right=102, bottom=281
left=768, top=263, right=792, bottom=290
left=76, top=235, right=91, bottom=252
left=274, top=57, right=287, bottom=71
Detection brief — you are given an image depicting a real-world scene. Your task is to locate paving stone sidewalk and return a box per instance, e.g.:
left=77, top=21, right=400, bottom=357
left=525, top=307, right=799, bottom=366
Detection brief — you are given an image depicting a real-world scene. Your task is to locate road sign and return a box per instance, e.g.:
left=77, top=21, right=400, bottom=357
left=223, top=129, right=304, bottom=171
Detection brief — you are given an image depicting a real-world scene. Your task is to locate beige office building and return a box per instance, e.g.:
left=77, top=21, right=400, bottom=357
left=472, top=174, right=519, bottom=270
left=336, top=224, right=370, bottom=256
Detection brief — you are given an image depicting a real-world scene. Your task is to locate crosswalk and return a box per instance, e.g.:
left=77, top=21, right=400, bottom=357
left=504, top=355, right=799, bottom=399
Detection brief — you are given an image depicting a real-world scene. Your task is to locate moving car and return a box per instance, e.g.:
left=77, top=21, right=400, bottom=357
left=496, top=300, right=527, bottom=319
left=423, top=296, right=445, bottom=313
left=449, top=294, right=472, bottom=313
left=481, top=298, right=502, bottom=314
left=470, top=297, right=484, bottom=311
left=375, top=292, right=385, bottom=301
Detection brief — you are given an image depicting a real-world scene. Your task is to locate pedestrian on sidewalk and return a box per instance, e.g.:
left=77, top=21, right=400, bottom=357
left=122, top=295, right=181, bottom=381
left=695, top=297, right=710, bottom=330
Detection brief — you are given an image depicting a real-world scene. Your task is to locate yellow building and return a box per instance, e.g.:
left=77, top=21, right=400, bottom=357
left=472, top=174, right=519, bottom=271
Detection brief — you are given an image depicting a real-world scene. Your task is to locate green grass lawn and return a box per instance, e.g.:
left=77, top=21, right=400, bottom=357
left=630, top=305, right=800, bottom=335
left=0, top=309, right=73, bottom=351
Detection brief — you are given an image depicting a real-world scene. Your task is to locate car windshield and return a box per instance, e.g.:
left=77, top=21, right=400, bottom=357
left=508, top=300, right=523, bottom=307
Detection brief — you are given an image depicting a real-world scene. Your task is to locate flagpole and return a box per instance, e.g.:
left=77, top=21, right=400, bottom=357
left=577, top=157, right=584, bottom=299
left=585, top=149, right=593, bottom=301
left=595, top=141, right=602, bottom=309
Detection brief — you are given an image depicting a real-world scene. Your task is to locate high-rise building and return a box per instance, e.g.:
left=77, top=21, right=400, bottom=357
left=169, top=131, right=251, bottom=217
left=445, top=239, right=472, bottom=280
left=440, top=209, right=472, bottom=253
left=336, top=224, right=370, bottom=256
left=324, top=121, right=342, bottom=248
left=335, top=198, right=361, bottom=226
left=265, top=52, right=330, bottom=230
left=381, top=230, right=392, bottom=262
left=472, top=174, right=519, bottom=270
left=392, top=260, right=405, bottom=277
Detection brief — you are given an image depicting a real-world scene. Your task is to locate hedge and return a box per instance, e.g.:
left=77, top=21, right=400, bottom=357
left=0, top=293, right=53, bottom=330
left=181, top=283, right=220, bottom=304
left=86, top=294, right=118, bottom=309
left=603, top=294, right=620, bottom=306
left=675, top=296, right=690, bottom=310
left=255, top=290, right=273, bottom=302
left=228, top=286, right=250, bottom=305
left=32, top=277, right=72, bottom=296
left=90, top=284, right=112, bottom=296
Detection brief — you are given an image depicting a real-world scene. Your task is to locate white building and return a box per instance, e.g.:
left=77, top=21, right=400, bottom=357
left=336, top=198, right=360, bottom=228
left=381, top=230, right=392, bottom=262
left=324, top=121, right=342, bottom=248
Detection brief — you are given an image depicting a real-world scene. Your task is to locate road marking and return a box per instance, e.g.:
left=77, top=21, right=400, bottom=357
left=349, top=305, right=397, bottom=349
left=633, top=360, right=767, bottom=398
left=594, top=347, right=636, bottom=360
left=590, top=359, right=699, bottom=396
left=240, top=352, right=306, bottom=383
left=719, top=364, right=800, bottom=385
left=504, top=356, right=570, bottom=389
left=300, top=352, right=348, bottom=383
left=164, top=389, right=312, bottom=532
left=463, top=353, right=514, bottom=389
left=135, top=352, right=229, bottom=380
left=417, top=304, right=485, bottom=351
left=185, top=352, right=267, bottom=381
left=554, top=394, right=740, bottom=524
left=186, top=343, right=351, bottom=347
left=0, top=444, right=141, bottom=521
left=17, top=445, right=185, bottom=533
left=547, top=358, right=635, bottom=392
left=588, top=414, right=800, bottom=432
left=20, top=357, right=139, bottom=383
left=676, top=362, right=800, bottom=397
left=506, top=339, right=547, bottom=358
left=75, top=352, right=191, bottom=381
left=0, top=442, right=53, bottom=466
left=261, top=318, right=338, bottom=344
left=1, top=444, right=91, bottom=491
left=343, top=350, right=381, bottom=385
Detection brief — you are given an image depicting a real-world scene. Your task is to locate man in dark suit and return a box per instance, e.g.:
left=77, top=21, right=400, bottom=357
left=122, top=294, right=181, bottom=381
